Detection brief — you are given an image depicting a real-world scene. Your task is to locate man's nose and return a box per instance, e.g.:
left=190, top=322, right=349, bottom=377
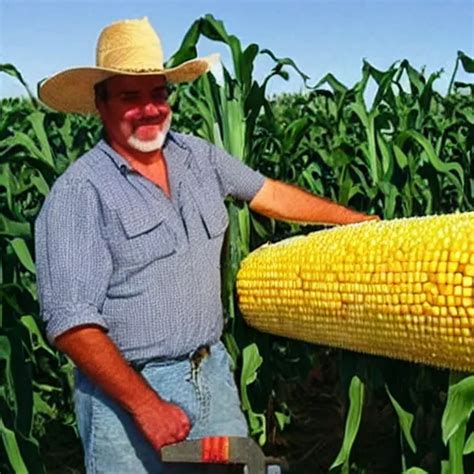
left=142, top=102, right=160, bottom=116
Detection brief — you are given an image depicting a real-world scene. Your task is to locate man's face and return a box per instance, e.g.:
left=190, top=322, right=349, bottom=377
left=97, top=74, right=172, bottom=153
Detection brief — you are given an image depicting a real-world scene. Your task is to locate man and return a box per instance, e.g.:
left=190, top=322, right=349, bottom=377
left=36, top=17, right=378, bottom=473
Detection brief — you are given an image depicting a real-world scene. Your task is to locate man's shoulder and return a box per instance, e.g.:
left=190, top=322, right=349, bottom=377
left=41, top=143, right=111, bottom=211
left=169, top=131, right=214, bottom=153
left=168, top=131, right=229, bottom=172
left=51, top=142, right=112, bottom=187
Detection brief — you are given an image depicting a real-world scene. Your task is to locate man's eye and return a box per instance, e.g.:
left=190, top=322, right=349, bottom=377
left=152, top=89, right=169, bottom=101
left=119, top=93, right=139, bottom=102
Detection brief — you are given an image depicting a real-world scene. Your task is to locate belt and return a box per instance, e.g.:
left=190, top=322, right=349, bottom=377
left=129, top=345, right=210, bottom=372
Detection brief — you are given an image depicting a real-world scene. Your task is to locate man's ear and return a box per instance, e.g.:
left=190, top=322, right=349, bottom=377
left=95, top=95, right=105, bottom=117
left=93, top=80, right=109, bottom=116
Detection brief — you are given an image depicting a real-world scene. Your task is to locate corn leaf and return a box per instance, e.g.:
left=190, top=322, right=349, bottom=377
left=0, top=215, right=30, bottom=237
left=0, top=63, right=37, bottom=105
left=27, top=112, right=55, bottom=169
left=330, top=375, right=365, bottom=470
left=9, top=238, right=35, bottom=274
left=20, top=315, right=56, bottom=356
left=442, top=374, right=474, bottom=444
left=386, top=386, right=417, bottom=453
left=448, top=420, right=467, bottom=474
left=458, top=50, right=474, bottom=73
left=239, top=343, right=266, bottom=444
left=464, top=432, right=474, bottom=455
left=0, top=418, right=29, bottom=474
left=396, top=130, right=464, bottom=194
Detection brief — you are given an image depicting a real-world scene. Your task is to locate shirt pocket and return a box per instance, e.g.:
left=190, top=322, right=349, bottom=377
left=198, top=199, right=229, bottom=239
left=109, top=205, right=177, bottom=269
left=185, top=168, right=229, bottom=239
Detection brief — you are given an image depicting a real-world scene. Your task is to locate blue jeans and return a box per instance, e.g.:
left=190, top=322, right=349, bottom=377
left=74, top=341, right=248, bottom=473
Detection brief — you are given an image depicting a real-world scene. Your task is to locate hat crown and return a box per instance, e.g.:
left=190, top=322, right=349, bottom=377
left=96, top=17, right=165, bottom=72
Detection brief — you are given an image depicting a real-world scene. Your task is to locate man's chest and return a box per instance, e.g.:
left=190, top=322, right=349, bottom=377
left=98, top=165, right=228, bottom=272
left=131, top=158, right=171, bottom=198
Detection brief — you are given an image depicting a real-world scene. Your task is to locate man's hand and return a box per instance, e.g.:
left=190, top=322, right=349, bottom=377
left=55, top=325, right=191, bottom=452
left=353, top=214, right=381, bottom=223
left=132, top=396, right=191, bottom=451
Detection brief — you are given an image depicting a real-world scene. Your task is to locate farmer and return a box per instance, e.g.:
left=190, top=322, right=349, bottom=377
left=35, top=17, right=378, bottom=473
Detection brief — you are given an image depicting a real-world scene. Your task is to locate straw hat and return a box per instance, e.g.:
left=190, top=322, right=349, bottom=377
left=38, top=17, right=219, bottom=115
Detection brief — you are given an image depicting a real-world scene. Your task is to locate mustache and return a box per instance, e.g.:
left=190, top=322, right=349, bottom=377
left=135, top=116, right=163, bottom=124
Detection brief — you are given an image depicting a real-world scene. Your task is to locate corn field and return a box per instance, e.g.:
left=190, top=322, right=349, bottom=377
left=1, top=15, right=473, bottom=474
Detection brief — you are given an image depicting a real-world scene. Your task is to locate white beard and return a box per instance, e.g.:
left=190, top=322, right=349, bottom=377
left=127, top=113, right=172, bottom=152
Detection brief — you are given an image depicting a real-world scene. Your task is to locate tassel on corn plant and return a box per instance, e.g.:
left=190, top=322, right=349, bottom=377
left=237, top=213, right=474, bottom=372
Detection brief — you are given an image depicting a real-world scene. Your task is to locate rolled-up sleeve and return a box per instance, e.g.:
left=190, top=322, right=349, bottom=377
left=209, top=144, right=266, bottom=201
left=35, top=178, right=112, bottom=342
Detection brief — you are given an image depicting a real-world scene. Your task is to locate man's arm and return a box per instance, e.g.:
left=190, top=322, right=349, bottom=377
left=56, top=325, right=190, bottom=450
left=35, top=179, right=189, bottom=452
left=250, top=178, right=379, bottom=225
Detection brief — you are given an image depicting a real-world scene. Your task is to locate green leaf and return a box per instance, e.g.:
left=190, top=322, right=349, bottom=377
left=403, top=468, right=428, bottom=474
left=380, top=182, right=399, bottom=220
left=400, top=59, right=425, bottom=96
left=458, top=51, right=474, bottom=73
left=393, top=144, right=409, bottom=170
left=240, top=343, right=263, bottom=409
left=275, top=410, right=291, bottom=431
left=386, top=386, right=417, bottom=453
left=20, top=315, right=56, bottom=356
left=448, top=419, right=467, bottom=474
left=349, top=99, right=379, bottom=184
left=464, top=432, right=474, bottom=455
left=0, top=63, right=37, bottom=104
left=458, top=108, right=474, bottom=125
left=239, top=343, right=266, bottom=444
left=396, top=130, right=464, bottom=195
left=0, top=418, right=29, bottom=474
left=261, top=48, right=310, bottom=84
left=330, top=376, right=365, bottom=470
left=0, top=284, right=25, bottom=314
left=222, top=332, right=240, bottom=370
left=442, top=374, right=474, bottom=444
left=32, top=392, right=56, bottom=418
left=313, top=72, right=348, bottom=96
left=0, top=131, right=56, bottom=172
left=0, top=162, right=15, bottom=201
left=30, top=171, right=50, bottom=196
left=250, top=213, right=270, bottom=240
left=27, top=112, right=55, bottom=168
left=377, top=133, right=391, bottom=178
left=9, top=238, right=36, bottom=273
left=0, top=213, right=31, bottom=237
left=0, top=336, right=15, bottom=406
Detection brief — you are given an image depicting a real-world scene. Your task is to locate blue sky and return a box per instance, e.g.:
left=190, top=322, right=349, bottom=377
left=1, top=0, right=473, bottom=99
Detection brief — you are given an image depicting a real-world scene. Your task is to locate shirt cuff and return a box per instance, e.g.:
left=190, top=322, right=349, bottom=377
left=244, top=172, right=266, bottom=202
left=43, top=303, right=109, bottom=343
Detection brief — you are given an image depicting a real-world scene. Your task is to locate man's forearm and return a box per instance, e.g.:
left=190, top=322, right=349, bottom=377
left=56, top=325, right=191, bottom=450
left=250, top=178, right=378, bottom=225
left=55, top=326, right=157, bottom=412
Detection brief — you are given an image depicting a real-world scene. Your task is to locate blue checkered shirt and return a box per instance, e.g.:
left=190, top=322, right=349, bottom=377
left=35, top=132, right=265, bottom=361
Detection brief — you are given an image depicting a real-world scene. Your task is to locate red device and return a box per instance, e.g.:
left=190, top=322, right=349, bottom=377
left=161, top=436, right=284, bottom=473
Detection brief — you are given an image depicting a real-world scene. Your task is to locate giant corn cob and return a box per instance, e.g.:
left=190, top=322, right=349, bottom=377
left=237, top=213, right=474, bottom=372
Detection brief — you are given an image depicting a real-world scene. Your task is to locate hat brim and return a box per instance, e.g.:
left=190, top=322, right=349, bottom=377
left=38, top=54, right=219, bottom=115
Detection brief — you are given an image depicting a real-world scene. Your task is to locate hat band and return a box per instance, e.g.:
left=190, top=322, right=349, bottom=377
left=98, top=45, right=165, bottom=71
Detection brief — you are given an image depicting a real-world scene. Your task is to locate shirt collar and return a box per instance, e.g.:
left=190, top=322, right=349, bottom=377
left=97, top=139, right=133, bottom=174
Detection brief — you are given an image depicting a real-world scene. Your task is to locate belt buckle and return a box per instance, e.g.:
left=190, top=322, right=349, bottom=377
left=191, top=345, right=210, bottom=367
